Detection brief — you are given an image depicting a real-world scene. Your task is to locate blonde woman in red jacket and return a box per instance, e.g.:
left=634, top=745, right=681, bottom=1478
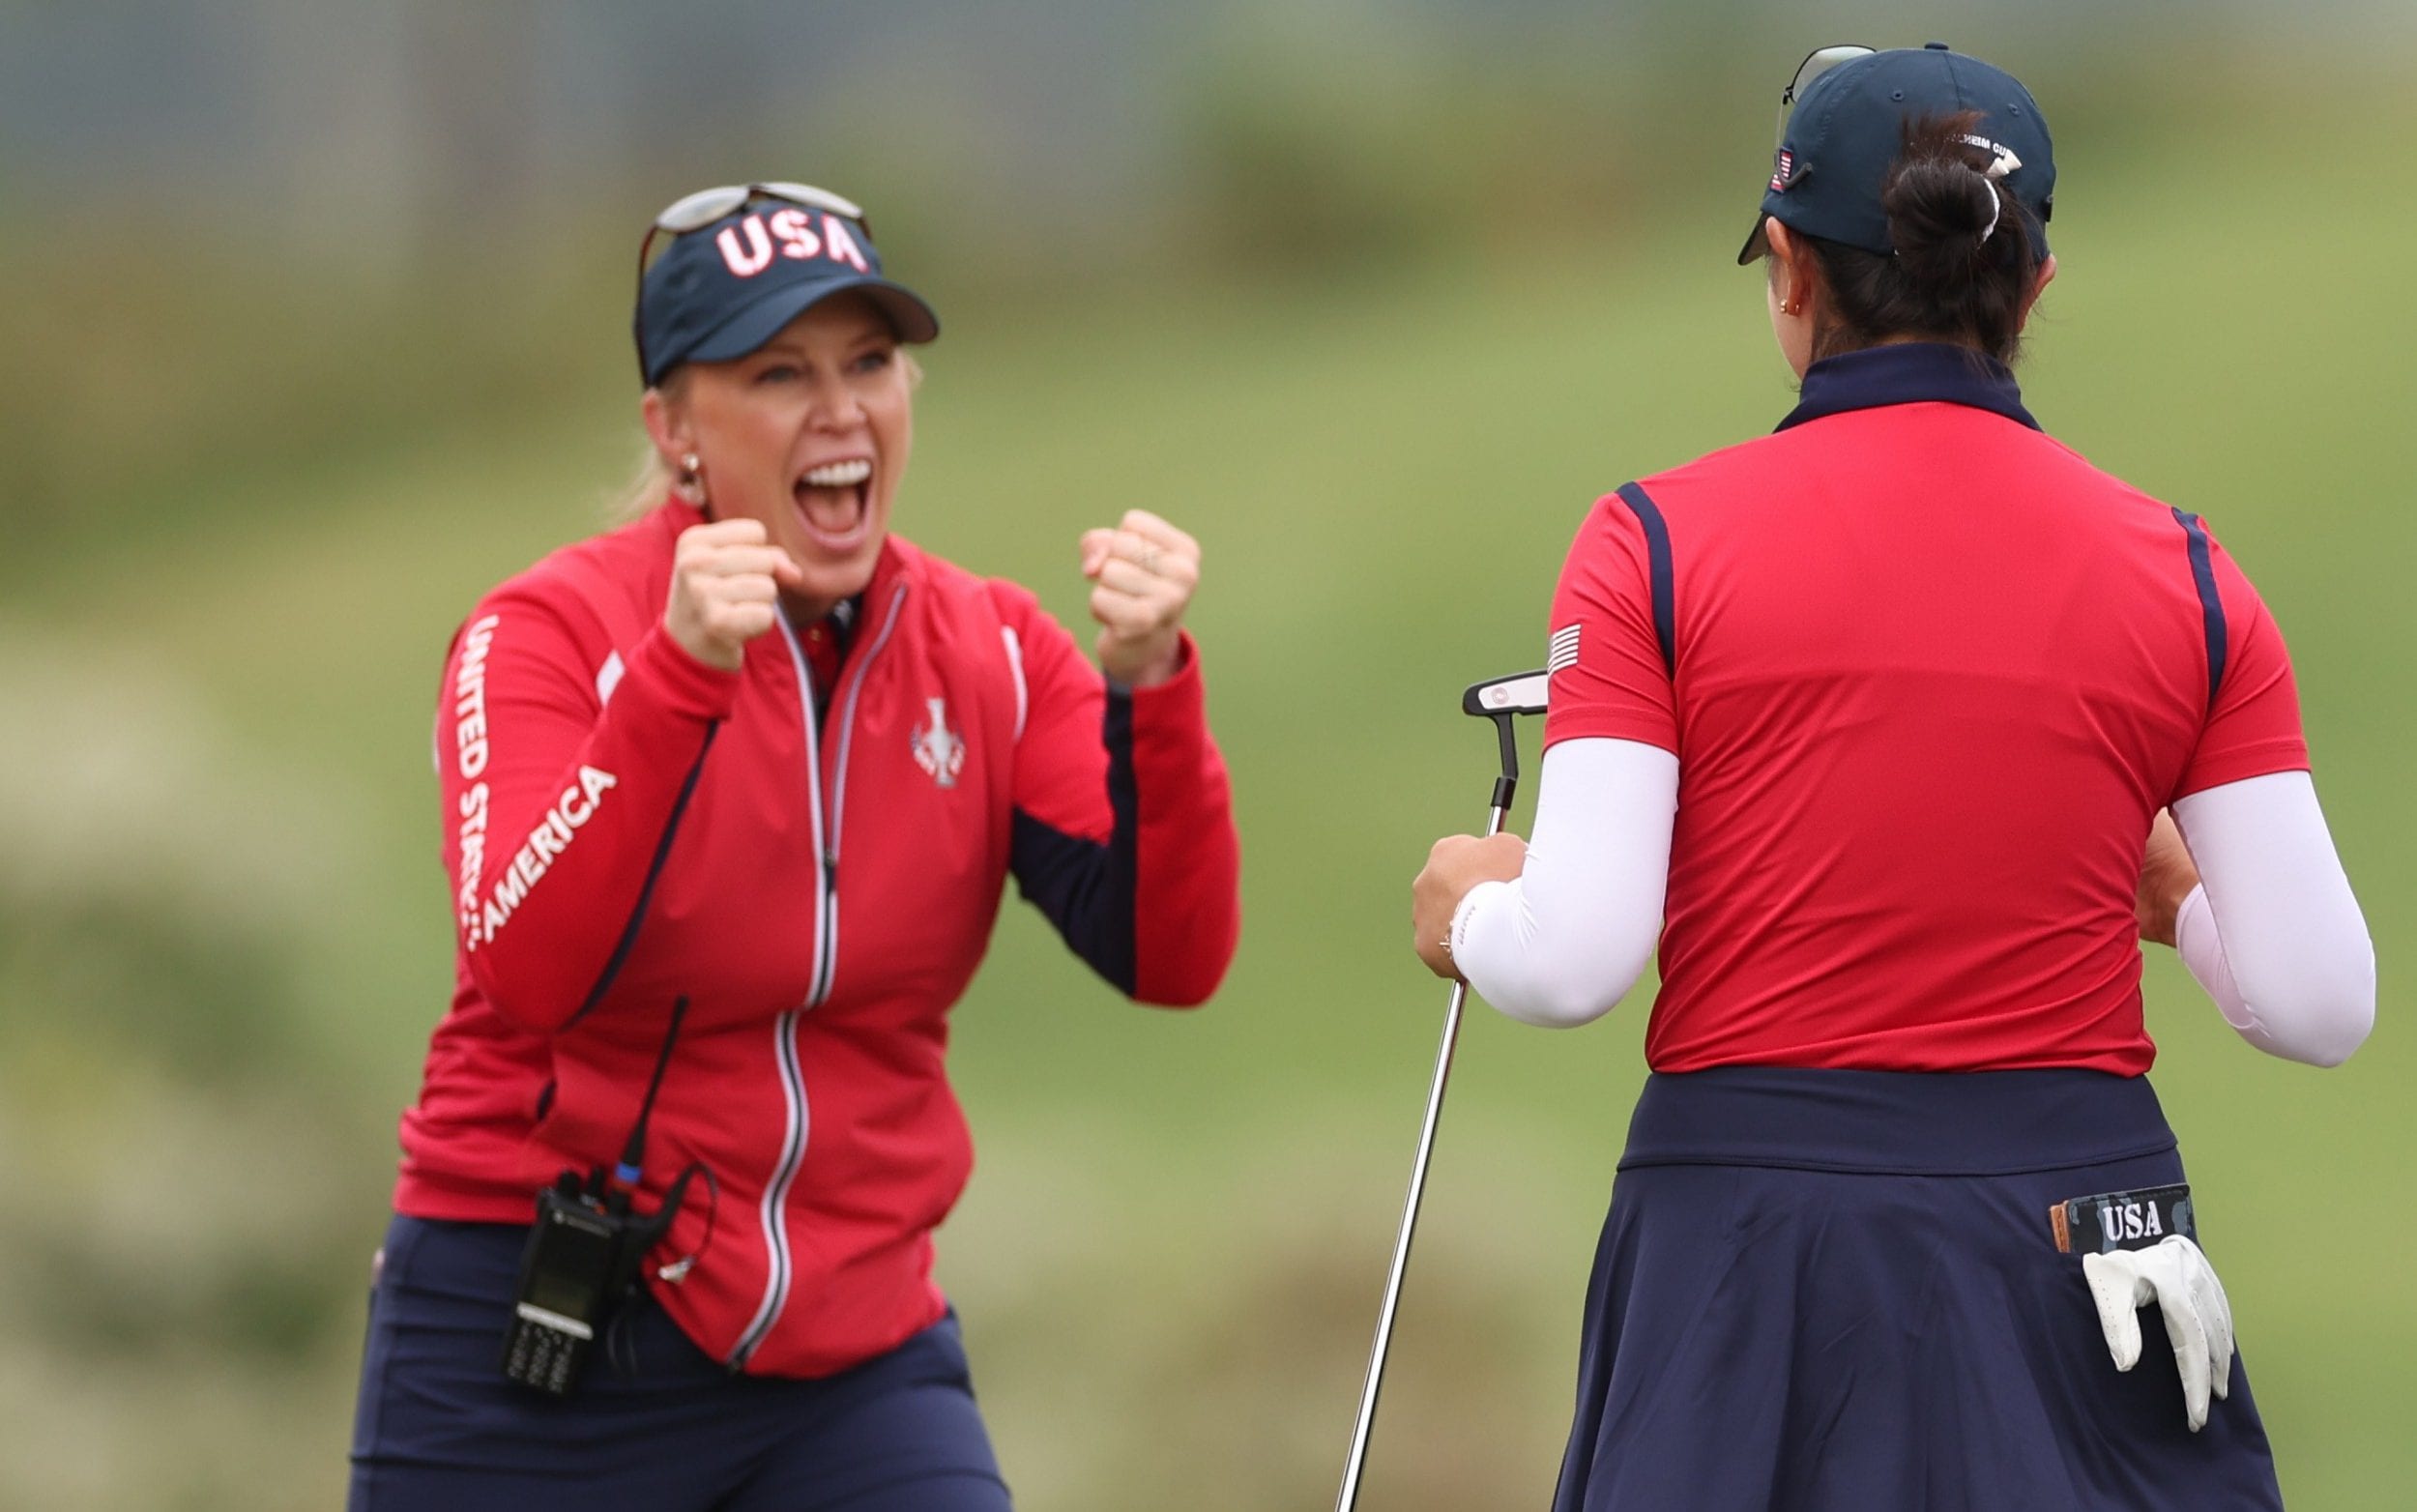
left=347, top=183, right=1241, bottom=1512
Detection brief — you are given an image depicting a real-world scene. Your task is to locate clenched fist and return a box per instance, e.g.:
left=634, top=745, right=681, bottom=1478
left=1080, top=509, right=1200, bottom=689
left=666, top=518, right=804, bottom=672
left=1412, top=832, right=1529, bottom=979
left=2137, top=808, right=2200, bottom=948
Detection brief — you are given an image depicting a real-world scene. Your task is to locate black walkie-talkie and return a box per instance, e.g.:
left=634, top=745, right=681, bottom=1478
left=502, top=1174, right=631, bottom=1394
left=501, top=997, right=693, bottom=1396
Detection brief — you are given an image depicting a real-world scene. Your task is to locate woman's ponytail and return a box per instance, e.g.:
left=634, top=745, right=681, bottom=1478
left=1801, top=111, right=2042, bottom=363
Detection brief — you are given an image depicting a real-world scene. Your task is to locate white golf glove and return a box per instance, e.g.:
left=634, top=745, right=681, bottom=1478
left=2082, top=1235, right=2236, bottom=1432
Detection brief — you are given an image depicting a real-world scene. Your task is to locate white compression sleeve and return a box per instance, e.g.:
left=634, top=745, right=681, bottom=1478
left=1449, top=738, right=1678, bottom=1029
left=2170, top=770, right=2374, bottom=1067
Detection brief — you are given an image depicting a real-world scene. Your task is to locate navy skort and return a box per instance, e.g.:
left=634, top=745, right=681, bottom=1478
left=347, top=1215, right=1011, bottom=1511
left=1554, top=1068, right=2285, bottom=1512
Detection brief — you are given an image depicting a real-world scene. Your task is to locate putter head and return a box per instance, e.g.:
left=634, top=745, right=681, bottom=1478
left=1462, top=670, right=1550, bottom=719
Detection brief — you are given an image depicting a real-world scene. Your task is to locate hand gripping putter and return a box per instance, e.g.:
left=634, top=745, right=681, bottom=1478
left=1334, top=669, right=1551, bottom=1512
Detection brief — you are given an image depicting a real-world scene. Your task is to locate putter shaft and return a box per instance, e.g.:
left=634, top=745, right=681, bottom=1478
left=1334, top=800, right=1509, bottom=1512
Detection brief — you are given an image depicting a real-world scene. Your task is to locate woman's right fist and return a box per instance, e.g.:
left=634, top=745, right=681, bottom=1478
left=2136, top=808, right=2199, bottom=949
left=666, top=518, right=803, bottom=672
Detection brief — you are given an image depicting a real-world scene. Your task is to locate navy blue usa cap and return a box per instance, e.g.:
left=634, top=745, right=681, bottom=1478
left=637, top=202, right=939, bottom=387
left=1739, top=43, right=2054, bottom=265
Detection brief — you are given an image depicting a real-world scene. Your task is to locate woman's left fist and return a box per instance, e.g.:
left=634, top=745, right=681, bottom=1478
left=1080, top=509, right=1200, bottom=689
left=1412, top=832, right=1529, bottom=980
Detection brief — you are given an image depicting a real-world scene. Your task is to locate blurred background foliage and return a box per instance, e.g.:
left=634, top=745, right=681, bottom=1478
left=1, top=3, right=2411, bottom=1508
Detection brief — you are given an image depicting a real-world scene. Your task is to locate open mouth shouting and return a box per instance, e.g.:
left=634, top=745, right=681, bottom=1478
left=792, top=456, right=876, bottom=554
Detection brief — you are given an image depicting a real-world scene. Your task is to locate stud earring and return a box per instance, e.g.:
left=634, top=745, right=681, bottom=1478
left=677, top=452, right=705, bottom=505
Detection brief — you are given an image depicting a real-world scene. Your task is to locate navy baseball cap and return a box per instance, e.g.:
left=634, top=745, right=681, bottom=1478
left=636, top=191, right=939, bottom=387
left=1739, top=43, right=2055, bottom=265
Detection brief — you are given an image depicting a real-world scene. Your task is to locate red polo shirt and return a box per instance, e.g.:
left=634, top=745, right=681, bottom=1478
left=1545, top=343, right=2308, bottom=1074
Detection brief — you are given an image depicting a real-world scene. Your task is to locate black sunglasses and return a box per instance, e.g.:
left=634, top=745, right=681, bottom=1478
left=1775, top=44, right=1877, bottom=149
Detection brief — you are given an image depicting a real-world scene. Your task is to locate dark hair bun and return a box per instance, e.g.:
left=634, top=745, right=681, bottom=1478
left=1881, top=113, right=2018, bottom=285
left=1791, top=109, right=2043, bottom=363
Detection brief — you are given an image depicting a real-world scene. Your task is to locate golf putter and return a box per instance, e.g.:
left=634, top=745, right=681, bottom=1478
left=1334, top=669, right=1551, bottom=1512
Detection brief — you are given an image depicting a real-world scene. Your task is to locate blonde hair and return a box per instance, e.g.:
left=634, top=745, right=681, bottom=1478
left=608, top=350, right=923, bottom=521
left=607, top=439, right=680, bottom=522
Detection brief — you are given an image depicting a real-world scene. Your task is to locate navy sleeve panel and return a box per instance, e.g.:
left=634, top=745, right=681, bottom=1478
left=2172, top=509, right=2228, bottom=709
left=1614, top=482, right=1677, bottom=676
left=1007, top=689, right=1139, bottom=994
left=990, top=575, right=1238, bottom=1005
left=565, top=723, right=719, bottom=1030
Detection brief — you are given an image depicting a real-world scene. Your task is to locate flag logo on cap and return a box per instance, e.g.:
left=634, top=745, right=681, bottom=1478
left=1770, top=149, right=1795, bottom=193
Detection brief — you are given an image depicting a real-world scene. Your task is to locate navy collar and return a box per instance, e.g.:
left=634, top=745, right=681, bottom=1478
left=1775, top=342, right=2041, bottom=432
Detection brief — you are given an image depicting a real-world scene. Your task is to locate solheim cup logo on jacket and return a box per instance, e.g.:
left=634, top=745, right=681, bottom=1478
left=912, top=697, right=965, bottom=789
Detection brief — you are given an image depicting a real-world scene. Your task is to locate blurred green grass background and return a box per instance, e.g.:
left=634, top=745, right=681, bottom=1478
left=2, top=9, right=2411, bottom=1509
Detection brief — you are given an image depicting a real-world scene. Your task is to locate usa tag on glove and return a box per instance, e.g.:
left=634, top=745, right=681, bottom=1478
left=2051, top=1183, right=2196, bottom=1255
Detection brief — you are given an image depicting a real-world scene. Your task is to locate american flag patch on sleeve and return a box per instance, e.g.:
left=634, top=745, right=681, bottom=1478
left=1547, top=624, right=1583, bottom=675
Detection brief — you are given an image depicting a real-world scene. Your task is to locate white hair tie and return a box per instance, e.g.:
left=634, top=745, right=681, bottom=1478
left=1957, top=132, right=2021, bottom=247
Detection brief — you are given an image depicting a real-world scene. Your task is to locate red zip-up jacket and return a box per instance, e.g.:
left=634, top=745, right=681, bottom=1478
left=394, top=499, right=1241, bottom=1376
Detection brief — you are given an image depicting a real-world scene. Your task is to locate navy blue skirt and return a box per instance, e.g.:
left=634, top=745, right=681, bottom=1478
left=1554, top=1069, right=2285, bottom=1512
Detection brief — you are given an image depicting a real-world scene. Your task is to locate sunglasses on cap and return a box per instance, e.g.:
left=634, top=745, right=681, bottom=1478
left=1774, top=44, right=1877, bottom=147
left=639, top=181, right=872, bottom=271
